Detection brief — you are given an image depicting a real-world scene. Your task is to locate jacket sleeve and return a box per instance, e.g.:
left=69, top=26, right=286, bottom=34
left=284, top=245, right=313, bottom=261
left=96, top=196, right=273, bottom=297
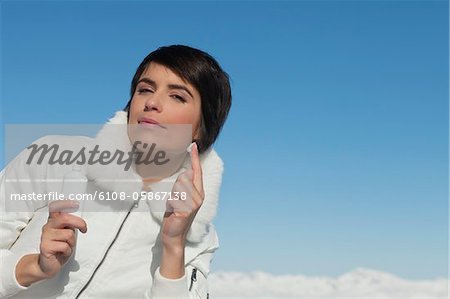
left=0, top=145, right=48, bottom=298
left=144, top=238, right=219, bottom=299
left=0, top=217, right=35, bottom=298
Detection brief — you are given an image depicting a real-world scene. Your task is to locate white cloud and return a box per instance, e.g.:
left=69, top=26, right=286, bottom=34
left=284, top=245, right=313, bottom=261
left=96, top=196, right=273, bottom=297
left=209, top=267, right=448, bottom=299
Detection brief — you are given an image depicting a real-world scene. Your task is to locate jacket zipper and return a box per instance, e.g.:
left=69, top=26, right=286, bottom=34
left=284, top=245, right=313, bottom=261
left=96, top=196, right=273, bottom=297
left=188, top=268, right=197, bottom=291
left=75, top=205, right=134, bottom=298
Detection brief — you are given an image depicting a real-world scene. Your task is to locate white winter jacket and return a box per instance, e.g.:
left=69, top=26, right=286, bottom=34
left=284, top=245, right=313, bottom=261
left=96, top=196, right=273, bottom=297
left=0, top=111, right=223, bottom=298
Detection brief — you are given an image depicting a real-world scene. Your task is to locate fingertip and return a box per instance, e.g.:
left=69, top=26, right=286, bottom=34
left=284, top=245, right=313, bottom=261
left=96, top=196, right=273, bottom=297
left=193, top=142, right=199, bottom=155
left=49, top=201, right=79, bottom=214
left=81, top=220, right=88, bottom=233
left=188, top=142, right=195, bottom=156
left=191, top=142, right=201, bottom=166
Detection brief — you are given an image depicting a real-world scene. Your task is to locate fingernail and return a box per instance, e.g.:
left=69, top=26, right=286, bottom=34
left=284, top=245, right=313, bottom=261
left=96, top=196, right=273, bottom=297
left=187, top=142, right=195, bottom=153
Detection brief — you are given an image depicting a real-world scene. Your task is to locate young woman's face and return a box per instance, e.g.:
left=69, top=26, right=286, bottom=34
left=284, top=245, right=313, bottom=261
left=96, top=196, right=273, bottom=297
left=128, top=62, right=202, bottom=141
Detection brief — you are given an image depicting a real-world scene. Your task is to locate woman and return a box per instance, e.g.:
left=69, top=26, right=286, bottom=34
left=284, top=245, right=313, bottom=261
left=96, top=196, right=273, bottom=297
left=0, top=45, right=232, bottom=298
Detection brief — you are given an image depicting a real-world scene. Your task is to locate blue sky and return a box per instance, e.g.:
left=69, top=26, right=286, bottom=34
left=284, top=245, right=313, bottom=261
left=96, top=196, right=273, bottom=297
left=1, top=0, right=448, bottom=280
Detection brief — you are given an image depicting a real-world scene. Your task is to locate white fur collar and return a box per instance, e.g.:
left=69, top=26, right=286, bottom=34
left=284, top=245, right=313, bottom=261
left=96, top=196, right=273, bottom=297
left=85, top=111, right=223, bottom=243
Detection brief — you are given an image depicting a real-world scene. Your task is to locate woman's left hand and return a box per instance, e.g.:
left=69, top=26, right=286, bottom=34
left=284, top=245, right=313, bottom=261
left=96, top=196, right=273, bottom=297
left=161, top=142, right=204, bottom=247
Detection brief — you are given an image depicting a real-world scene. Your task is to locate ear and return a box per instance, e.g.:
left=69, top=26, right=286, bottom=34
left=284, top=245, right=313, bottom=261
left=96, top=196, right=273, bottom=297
left=193, top=114, right=206, bottom=144
left=193, top=130, right=200, bottom=141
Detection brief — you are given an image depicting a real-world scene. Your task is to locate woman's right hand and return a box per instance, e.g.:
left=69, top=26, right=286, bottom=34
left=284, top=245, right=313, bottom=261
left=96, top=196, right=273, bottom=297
left=38, top=200, right=87, bottom=277
left=15, top=200, right=88, bottom=286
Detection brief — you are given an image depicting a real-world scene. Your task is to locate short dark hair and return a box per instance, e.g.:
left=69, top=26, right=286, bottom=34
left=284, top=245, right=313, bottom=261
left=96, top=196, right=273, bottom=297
left=124, top=45, right=232, bottom=153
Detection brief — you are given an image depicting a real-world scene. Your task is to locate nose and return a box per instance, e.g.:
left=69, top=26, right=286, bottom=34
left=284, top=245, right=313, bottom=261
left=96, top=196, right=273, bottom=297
left=144, top=93, right=163, bottom=112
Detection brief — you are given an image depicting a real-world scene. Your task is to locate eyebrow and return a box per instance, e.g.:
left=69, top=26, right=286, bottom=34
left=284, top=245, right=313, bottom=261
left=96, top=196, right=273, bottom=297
left=137, top=78, right=194, bottom=99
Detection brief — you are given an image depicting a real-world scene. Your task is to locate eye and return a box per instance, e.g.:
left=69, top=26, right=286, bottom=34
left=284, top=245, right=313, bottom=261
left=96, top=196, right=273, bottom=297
left=137, top=88, right=154, bottom=94
left=171, top=94, right=186, bottom=103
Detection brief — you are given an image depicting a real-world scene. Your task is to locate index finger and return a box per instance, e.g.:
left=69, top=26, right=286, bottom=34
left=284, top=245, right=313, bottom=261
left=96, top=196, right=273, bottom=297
left=48, top=200, right=80, bottom=219
left=190, top=142, right=203, bottom=191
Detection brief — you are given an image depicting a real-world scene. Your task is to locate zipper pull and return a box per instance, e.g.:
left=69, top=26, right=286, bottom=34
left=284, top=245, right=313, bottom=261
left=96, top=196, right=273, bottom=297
left=188, top=268, right=197, bottom=291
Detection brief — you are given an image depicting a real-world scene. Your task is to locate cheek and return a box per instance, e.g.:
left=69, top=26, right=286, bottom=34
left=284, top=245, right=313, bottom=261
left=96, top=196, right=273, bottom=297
left=170, top=112, right=197, bottom=124
left=128, top=97, right=141, bottom=124
left=166, top=107, right=202, bottom=139
left=166, top=103, right=201, bottom=125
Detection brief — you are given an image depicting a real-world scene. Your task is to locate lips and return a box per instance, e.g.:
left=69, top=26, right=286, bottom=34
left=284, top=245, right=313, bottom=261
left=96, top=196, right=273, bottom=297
left=137, top=117, right=166, bottom=128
